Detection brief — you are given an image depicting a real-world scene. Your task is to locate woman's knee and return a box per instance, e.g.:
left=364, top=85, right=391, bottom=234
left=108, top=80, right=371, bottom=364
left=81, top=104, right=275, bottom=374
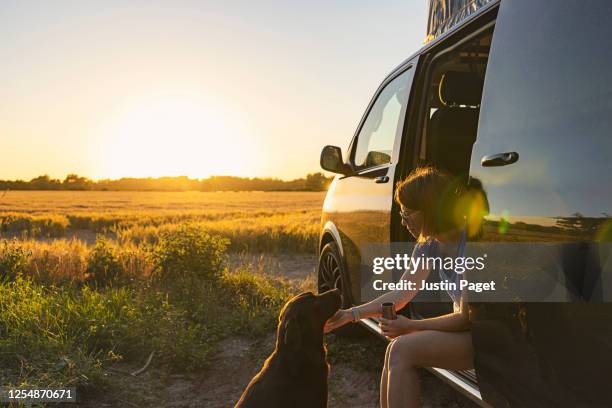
left=385, top=339, right=395, bottom=357
left=383, top=339, right=396, bottom=369
left=388, top=333, right=420, bottom=371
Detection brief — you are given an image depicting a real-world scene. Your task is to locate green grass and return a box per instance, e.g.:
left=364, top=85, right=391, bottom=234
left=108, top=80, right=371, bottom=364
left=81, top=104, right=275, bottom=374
left=0, top=224, right=297, bottom=397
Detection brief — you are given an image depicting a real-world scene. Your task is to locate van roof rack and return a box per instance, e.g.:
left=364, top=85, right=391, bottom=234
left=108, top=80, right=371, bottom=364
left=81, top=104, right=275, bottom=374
left=426, top=0, right=494, bottom=43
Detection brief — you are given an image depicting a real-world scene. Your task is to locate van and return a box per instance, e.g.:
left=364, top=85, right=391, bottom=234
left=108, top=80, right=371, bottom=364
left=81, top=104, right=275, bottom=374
left=317, top=1, right=612, bottom=406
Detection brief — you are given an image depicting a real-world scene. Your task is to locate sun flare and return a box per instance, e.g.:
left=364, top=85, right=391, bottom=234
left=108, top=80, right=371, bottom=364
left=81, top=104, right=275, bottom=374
left=93, top=93, right=254, bottom=179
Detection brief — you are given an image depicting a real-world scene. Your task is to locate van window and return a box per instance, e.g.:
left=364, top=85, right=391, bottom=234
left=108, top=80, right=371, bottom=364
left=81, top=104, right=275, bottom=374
left=416, top=29, right=492, bottom=179
left=352, top=68, right=412, bottom=169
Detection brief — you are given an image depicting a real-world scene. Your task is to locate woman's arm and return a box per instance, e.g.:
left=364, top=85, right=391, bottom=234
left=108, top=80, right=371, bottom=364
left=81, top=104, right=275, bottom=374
left=324, top=243, right=433, bottom=333
left=379, top=287, right=470, bottom=337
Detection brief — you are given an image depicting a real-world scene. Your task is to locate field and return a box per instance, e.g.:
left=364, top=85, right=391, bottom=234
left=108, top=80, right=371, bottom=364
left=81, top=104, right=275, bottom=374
left=0, top=190, right=325, bottom=252
left=0, top=191, right=324, bottom=284
left=0, top=190, right=473, bottom=407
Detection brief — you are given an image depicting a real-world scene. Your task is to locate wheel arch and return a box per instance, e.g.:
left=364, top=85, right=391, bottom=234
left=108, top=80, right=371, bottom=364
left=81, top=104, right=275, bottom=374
left=319, top=221, right=345, bottom=258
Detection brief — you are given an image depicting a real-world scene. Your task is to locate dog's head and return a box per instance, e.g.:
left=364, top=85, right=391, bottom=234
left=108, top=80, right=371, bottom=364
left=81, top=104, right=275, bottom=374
left=276, top=288, right=341, bottom=351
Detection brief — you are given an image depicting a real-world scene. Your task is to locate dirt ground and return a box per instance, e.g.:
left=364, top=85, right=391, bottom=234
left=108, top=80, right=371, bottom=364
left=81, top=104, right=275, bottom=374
left=78, top=254, right=478, bottom=407
left=81, top=333, right=477, bottom=408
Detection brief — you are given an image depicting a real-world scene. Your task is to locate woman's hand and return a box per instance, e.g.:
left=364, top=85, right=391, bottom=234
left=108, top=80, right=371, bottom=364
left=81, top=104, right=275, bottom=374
left=324, top=309, right=353, bottom=333
left=379, top=315, right=417, bottom=339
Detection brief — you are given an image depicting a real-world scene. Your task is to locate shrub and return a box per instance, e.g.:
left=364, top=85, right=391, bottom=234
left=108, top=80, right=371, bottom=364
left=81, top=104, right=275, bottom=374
left=0, top=239, right=31, bottom=280
left=150, top=223, right=229, bottom=286
left=85, top=236, right=123, bottom=286
left=219, top=269, right=292, bottom=336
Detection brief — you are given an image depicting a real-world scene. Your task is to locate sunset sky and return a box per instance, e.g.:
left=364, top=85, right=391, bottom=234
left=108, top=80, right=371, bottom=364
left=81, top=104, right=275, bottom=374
left=1, top=1, right=426, bottom=181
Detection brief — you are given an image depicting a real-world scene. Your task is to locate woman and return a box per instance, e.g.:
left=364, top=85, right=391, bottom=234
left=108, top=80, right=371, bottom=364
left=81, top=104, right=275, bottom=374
left=324, top=166, right=487, bottom=408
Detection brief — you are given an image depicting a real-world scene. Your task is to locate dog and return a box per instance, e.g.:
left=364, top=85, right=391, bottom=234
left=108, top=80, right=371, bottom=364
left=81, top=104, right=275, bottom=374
left=235, top=288, right=341, bottom=408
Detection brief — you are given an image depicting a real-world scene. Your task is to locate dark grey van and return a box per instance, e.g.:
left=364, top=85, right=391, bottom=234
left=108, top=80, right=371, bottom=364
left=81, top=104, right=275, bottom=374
left=317, top=1, right=612, bottom=406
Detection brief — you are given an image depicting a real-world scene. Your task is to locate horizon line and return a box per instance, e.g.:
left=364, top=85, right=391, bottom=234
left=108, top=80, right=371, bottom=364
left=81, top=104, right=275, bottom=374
left=0, top=171, right=331, bottom=183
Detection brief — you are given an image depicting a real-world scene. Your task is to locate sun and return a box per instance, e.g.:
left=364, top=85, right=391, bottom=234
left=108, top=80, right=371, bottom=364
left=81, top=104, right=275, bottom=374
left=93, top=93, right=255, bottom=179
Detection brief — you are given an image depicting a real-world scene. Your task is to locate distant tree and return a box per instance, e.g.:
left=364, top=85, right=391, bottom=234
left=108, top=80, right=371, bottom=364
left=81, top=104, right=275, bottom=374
left=304, top=172, right=331, bottom=191
left=63, top=174, right=92, bottom=190
left=0, top=172, right=334, bottom=192
left=30, top=174, right=61, bottom=190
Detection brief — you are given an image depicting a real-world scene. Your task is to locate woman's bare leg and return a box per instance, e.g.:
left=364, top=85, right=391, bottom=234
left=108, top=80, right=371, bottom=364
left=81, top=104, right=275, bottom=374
left=380, top=339, right=395, bottom=408
left=387, top=330, right=474, bottom=408
left=387, top=337, right=421, bottom=408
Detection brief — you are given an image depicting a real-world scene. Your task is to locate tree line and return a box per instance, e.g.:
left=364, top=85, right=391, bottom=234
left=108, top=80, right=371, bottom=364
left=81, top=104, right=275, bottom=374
left=0, top=173, right=333, bottom=192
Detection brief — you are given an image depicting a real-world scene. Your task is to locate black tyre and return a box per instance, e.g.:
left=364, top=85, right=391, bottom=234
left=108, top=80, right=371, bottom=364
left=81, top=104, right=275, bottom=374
left=317, top=241, right=366, bottom=337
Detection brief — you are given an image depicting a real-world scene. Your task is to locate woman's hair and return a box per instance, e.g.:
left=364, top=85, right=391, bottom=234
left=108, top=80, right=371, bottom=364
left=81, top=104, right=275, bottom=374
left=394, top=166, right=460, bottom=236
left=394, top=166, right=489, bottom=237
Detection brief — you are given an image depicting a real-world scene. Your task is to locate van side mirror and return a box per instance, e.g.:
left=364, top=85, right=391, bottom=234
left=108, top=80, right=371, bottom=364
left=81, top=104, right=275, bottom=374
left=320, top=145, right=351, bottom=175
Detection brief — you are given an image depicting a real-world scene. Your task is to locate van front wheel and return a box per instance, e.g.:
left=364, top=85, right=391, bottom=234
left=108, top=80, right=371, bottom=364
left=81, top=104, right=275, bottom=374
left=317, top=241, right=364, bottom=336
left=317, top=241, right=351, bottom=306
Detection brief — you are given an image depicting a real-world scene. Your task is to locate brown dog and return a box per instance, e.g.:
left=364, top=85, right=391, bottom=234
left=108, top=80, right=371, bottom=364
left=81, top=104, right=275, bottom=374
left=235, top=288, right=341, bottom=408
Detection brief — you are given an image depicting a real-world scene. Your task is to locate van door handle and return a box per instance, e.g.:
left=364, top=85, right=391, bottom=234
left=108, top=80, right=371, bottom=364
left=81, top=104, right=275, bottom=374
left=481, top=151, right=519, bottom=167
left=375, top=176, right=389, bottom=183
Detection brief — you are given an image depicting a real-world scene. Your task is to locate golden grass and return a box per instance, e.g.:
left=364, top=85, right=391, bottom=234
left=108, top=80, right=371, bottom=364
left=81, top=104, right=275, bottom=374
left=0, top=191, right=326, bottom=253
left=0, top=190, right=325, bottom=214
left=6, top=238, right=152, bottom=284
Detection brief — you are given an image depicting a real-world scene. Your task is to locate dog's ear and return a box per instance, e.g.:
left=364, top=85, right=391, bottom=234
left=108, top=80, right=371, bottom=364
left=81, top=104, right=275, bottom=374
left=284, top=317, right=302, bottom=349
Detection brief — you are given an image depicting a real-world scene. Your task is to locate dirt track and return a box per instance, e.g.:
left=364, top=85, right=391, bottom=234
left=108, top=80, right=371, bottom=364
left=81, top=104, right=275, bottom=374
left=83, top=333, right=476, bottom=408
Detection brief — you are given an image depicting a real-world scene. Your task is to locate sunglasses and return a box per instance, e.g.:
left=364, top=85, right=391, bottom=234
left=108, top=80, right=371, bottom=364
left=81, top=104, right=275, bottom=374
left=399, top=207, right=420, bottom=223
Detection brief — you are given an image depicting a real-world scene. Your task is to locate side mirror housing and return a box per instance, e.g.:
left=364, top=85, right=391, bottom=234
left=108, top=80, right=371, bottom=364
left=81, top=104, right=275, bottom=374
left=320, top=145, right=351, bottom=175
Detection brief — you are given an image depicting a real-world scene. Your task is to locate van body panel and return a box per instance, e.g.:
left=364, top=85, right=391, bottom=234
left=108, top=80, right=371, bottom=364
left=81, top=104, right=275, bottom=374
left=321, top=170, right=394, bottom=303
left=469, top=0, right=612, bottom=405
left=321, top=62, right=418, bottom=303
